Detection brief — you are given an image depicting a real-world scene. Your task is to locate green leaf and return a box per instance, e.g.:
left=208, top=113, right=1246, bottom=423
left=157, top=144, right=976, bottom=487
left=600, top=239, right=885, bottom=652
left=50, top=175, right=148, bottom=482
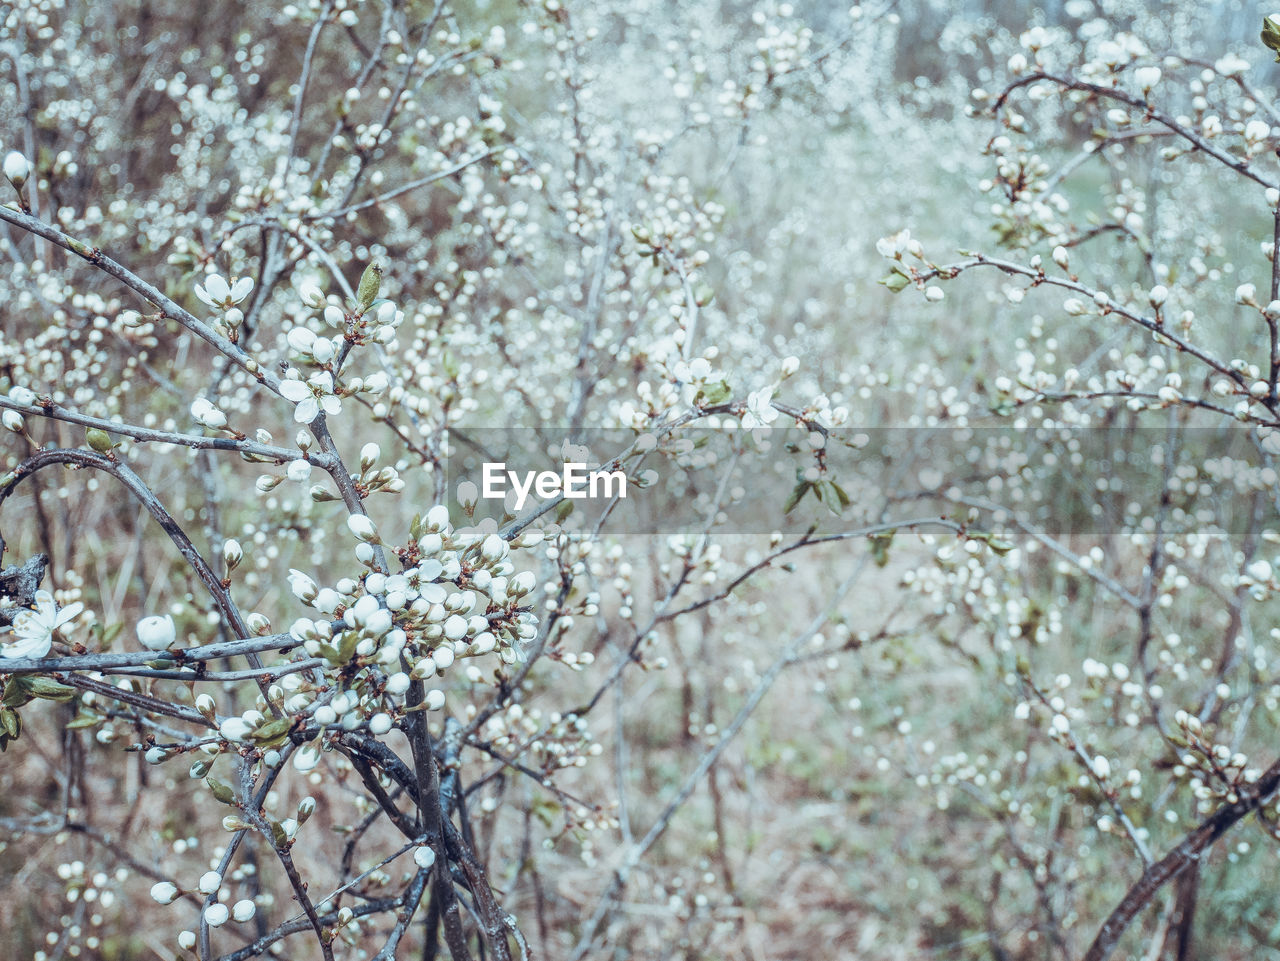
left=783, top=481, right=811, bottom=514
left=336, top=631, right=360, bottom=666
left=66, top=709, right=104, bottom=730
left=355, top=261, right=383, bottom=312
left=696, top=380, right=731, bottom=405
left=813, top=481, right=844, bottom=517
left=27, top=677, right=77, bottom=701
left=830, top=482, right=852, bottom=510
left=878, top=266, right=911, bottom=293
left=0, top=707, right=20, bottom=738
left=987, top=537, right=1016, bottom=556
left=2, top=678, right=33, bottom=709
left=869, top=531, right=894, bottom=567
left=207, top=777, right=237, bottom=806
left=251, top=716, right=294, bottom=747
left=1264, top=15, right=1280, bottom=60
left=269, top=818, right=290, bottom=849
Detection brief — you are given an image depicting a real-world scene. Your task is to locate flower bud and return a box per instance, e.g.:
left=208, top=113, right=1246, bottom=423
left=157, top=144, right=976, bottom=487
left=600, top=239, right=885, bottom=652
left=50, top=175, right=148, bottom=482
left=481, top=533, right=507, bottom=561
left=197, top=871, right=223, bottom=895
left=195, top=693, right=217, bottom=720
left=288, top=569, right=318, bottom=602
left=1265, top=14, right=1280, bottom=61
left=3, top=150, right=30, bottom=189
left=150, top=881, right=180, bottom=904
left=296, top=796, right=317, bottom=824
left=347, top=513, right=380, bottom=543
left=137, top=614, right=177, bottom=651
left=385, top=672, right=411, bottom=696
left=86, top=427, right=114, bottom=452
left=232, top=899, right=256, bottom=922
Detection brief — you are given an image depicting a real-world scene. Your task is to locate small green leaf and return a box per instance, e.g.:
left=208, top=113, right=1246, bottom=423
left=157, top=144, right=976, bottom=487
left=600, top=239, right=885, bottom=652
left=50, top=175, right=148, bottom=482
left=869, top=531, right=894, bottom=567
left=336, top=632, right=360, bottom=666
left=696, top=380, right=731, bottom=405
left=830, top=482, right=852, bottom=510
left=813, top=481, right=844, bottom=517
left=251, top=716, right=294, bottom=747
left=27, top=677, right=77, bottom=701
left=269, top=818, right=290, bottom=849
left=783, top=481, right=811, bottom=514
left=66, top=709, right=104, bottom=730
left=2, top=678, right=34, bottom=708
left=0, top=707, right=20, bottom=738
left=355, top=261, right=383, bottom=312
left=1264, top=15, right=1280, bottom=61
left=206, top=777, right=237, bottom=806
left=987, top=537, right=1016, bottom=555
left=878, top=266, right=911, bottom=293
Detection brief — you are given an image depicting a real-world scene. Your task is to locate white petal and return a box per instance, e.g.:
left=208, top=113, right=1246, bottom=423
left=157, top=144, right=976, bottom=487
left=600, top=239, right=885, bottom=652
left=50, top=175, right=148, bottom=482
left=204, top=274, right=230, bottom=304
left=278, top=380, right=310, bottom=402
left=229, top=277, right=255, bottom=303
left=32, top=590, right=57, bottom=620
left=1, top=628, right=52, bottom=659
left=194, top=283, right=216, bottom=309
left=287, top=327, right=316, bottom=353
left=53, top=601, right=85, bottom=628
left=294, top=397, right=319, bottom=423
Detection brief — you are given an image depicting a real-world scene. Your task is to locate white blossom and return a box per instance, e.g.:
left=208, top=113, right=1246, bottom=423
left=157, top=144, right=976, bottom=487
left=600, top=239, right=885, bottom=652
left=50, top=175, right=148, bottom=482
left=279, top=372, right=341, bottom=423
left=2, top=590, right=84, bottom=658
left=194, top=274, right=254, bottom=312
left=741, top=387, right=779, bottom=429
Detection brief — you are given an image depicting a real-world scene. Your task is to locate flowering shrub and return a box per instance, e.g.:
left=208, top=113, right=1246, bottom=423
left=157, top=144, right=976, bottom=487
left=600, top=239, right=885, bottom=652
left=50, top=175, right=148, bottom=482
left=6, top=1, right=1280, bottom=960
